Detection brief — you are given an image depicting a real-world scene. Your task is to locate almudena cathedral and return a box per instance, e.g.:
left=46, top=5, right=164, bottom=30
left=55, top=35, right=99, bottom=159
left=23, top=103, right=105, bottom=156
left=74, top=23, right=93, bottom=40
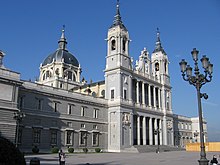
left=0, top=3, right=207, bottom=153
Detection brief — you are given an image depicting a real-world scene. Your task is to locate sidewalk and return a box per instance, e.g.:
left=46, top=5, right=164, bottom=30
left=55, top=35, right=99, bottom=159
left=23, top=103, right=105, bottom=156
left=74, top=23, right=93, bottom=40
left=25, top=151, right=220, bottom=165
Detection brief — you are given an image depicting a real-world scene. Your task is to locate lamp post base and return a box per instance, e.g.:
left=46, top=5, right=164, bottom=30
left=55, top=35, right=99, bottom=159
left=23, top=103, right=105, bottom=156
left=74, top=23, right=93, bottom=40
left=198, top=159, right=209, bottom=165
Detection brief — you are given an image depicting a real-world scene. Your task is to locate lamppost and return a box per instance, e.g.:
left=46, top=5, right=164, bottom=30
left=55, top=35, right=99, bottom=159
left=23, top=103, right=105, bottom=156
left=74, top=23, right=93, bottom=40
left=179, top=48, right=213, bottom=165
left=178, top=132, right=182, bottom=147
left=194, top=130, right=199, bottom=143
left=13, top=111, right=25, bottom=148
left=154, top=128, right=160, bottom=153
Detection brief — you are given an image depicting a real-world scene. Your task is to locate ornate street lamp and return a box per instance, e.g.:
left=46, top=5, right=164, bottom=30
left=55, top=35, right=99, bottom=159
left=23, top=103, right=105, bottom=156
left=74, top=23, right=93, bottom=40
left=179, top=48, right=213, bottom=165
left=178, top=132, right=182, bottom=147
left=154, top=128, right=160, bottom=153
left=194, top=130, right=199, bottom=143
left=13, top=111, right=25, bottom=148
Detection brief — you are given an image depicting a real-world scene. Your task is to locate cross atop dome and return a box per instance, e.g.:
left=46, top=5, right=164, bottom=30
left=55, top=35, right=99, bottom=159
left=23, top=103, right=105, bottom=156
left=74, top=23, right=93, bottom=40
left=58, top=25, right=67, bottom=50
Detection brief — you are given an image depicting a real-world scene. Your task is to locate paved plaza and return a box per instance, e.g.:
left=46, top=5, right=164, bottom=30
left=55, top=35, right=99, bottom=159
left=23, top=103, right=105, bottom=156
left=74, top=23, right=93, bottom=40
left=25, top=151, right=220, bottom=165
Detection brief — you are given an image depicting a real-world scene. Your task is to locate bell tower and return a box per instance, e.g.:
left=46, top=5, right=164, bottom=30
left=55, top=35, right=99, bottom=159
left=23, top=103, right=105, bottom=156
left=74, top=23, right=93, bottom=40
left=151, top=29, right=172, bottom=145
left=105, top=0, right=133, bottom=101
left=151, top=28, right=170, bottom=85
left=105, top=1, right=131, bottom=71
left=105, top=1, right=133, bottom=152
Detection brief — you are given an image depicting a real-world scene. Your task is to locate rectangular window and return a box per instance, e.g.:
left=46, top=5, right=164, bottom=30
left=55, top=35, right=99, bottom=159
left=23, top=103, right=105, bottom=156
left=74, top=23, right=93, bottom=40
left=189, top=124, right=192, bottom=130
left=93, top=109, right=99, bottom=118
left=80, top=132, right=87, bottom=146
left=54, top=102, right=58, bottom=112
left=123, top=89, right=127, bottom=100
left=68, top=104, right=74, bottom=115
left=33, top=129, right=41, bottom=144
left=81, top=107, right=85, bottom=116
left=50, top=130, right=57, bottom=145
left=111, top=89, right=114, bottom=99
left=36, top=98, right=43, bottom=110
left=92, top=133, right=99, bottom=146
left=66, top=131, right=73, bottom=145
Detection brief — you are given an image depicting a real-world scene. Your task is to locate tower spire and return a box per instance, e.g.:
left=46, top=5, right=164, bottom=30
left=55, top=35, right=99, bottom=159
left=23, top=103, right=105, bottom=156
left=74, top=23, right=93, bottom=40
left=156, top=27, right=161, bottom=43
left=58, top=25, right=67, bottom=50
left=110, top=0, right=127, bottom=31
left=153, top=28, right=166, bottom=54
left=115, top=0, right=121, bottom=24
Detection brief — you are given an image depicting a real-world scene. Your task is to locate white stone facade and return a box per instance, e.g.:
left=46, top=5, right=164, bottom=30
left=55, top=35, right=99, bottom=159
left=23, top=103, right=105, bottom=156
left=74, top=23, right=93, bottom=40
left=0, top=3, right=207, bottom=153
left=173, top=115, right=208, bottom=148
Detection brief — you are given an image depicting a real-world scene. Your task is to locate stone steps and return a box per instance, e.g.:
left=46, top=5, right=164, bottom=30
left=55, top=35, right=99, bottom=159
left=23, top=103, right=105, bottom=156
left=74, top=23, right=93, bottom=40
left=133, top=145, right=185, bottom=153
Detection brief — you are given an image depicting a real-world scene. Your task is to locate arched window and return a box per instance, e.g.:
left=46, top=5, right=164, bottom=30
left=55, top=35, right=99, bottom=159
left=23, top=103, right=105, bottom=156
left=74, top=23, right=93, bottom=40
left=43, top=73, right=46, bottom=80
left=155, top=62, right=159, bottom=71
left=123, top=38, right=126, bottom=52
left=72, top=75, right=76, bottom=81
left=67, top=71, right=72, bottom=80
left=46, top=70, right=51, bottom=79
left=111, top=39, right=116, bottom=50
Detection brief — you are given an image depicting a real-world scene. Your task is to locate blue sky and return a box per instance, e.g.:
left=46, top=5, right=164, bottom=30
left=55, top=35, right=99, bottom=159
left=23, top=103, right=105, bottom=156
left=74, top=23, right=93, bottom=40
left=1, top=0, right=219, bottom=141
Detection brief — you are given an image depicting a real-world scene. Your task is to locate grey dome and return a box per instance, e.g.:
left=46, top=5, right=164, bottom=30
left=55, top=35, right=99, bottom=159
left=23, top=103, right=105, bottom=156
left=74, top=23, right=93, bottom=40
left=42, top=49, right=79, bottom=67
left=42, top=28, right=79, bottom=67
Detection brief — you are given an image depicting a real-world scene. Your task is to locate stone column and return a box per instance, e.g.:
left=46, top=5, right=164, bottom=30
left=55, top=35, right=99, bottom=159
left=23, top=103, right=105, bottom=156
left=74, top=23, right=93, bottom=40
left=154, top=119, right=158, bottom=145
left=136, top=81, right=139, bottom=104
left=142, top=82, right=145, bottom=106
left=159, top=119, right=162, bottom=145
left=143, top=116, right=146, bottom=145
left=137, top=115, right=140, bottom=145
left=158, top=88, right=161, bottom=110
left=162, top=116, right=168, bottom=145
left=153, top=86, right=156, bottom=108
left=128, top=76, right=132, bottom=102
left=149, top=117, right=153, bottom=145
left=148, top=84, right=151, bottom=107
left=169, top=91, right=172, bottom=111
left=130, top=113, right=133, bottom=146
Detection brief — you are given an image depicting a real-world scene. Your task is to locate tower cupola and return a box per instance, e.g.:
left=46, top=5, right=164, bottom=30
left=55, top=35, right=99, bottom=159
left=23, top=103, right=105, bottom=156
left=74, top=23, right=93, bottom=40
left=38, top=27, right=82, bottom=90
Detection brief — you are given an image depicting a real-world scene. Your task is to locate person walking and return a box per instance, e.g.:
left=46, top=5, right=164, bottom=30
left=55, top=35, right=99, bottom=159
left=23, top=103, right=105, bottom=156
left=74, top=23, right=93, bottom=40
left=58, top=149, right=63, bottom=165
left=60, top=152, right=66, bottom=165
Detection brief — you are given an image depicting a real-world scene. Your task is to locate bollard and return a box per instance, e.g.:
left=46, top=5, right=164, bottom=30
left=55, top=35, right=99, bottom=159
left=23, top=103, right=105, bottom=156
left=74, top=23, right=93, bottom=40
left=30, top=157, right=40, bottom=165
